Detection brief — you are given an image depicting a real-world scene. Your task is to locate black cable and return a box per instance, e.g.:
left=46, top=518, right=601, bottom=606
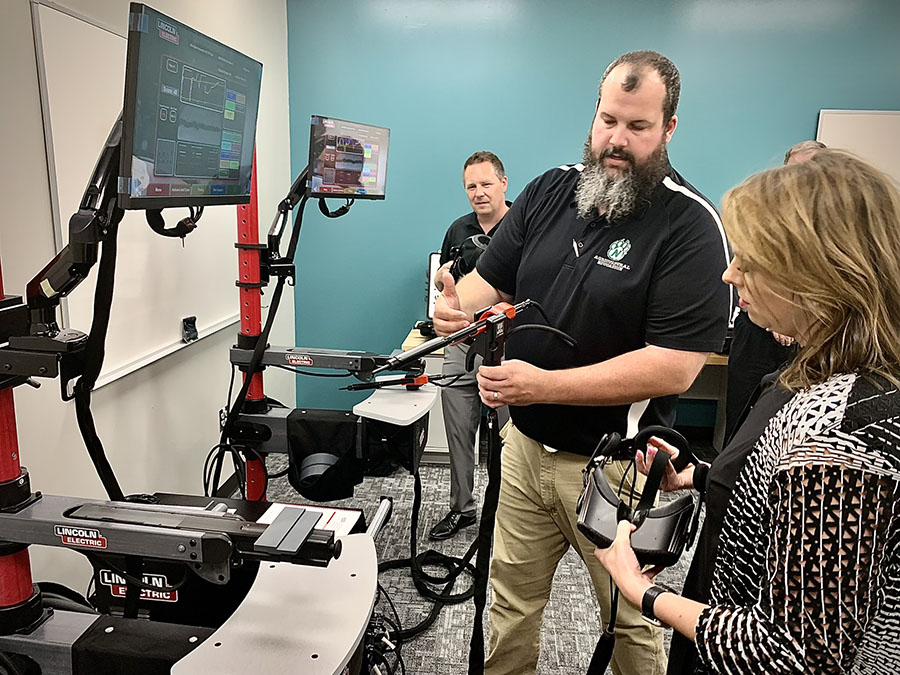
left=285, top=195, right=308, bottom=257
left=73, top=200, right=126, bottom=502
left=203, top=442, right=270, bottom=498
left=344, top=372, right=466, bottom=393
left=204, top=444, right=248, bottom=498
left=467, top=409, right=503, bottom=673
left=265, top=395, right=287, bottom=408
left=271, top=363, right=353, bottom=378
left=268, top=466, right=290, bottom=479
left=367, top=649, right=395, bottom=675
left=85, top=576, right=95, bottom=606
left=214, top=365, right=239, bottom=493
left=318, top=196, right=354, bottom=218
left=205, top=444, right=244, bottom=498
left=203, top=444, right=225, bottom=497
left=226, top=364, right=237, bottom=409
left=229, top=448, right=246, bottom=499
left=36, top=582, right=96, bottom=612
left=378, top=584, right=406, bottom=675
left=523, top=300, right=553, bottom=327
left=613, top=456, right=639, bottom=507
left=379, top=582, right=403, bottom=631
left=507, top=323, right=577, bottom=347
left=378, top=471, right=478, bottom=642
left=431, top=373, right=466, bottom=388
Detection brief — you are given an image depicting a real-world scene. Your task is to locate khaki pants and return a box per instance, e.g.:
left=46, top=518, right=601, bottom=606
left=484, top=422, right=665, bottom=675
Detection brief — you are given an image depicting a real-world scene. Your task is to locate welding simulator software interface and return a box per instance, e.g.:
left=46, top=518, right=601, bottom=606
left=120, top=4, right=262, bottom=207
left=308, top=116, right=390, bottom=199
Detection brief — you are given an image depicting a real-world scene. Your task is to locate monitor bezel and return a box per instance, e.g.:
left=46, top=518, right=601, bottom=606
left=307, top=115, right=390, bottom=201
left=118, top=3, right=262, bottom=210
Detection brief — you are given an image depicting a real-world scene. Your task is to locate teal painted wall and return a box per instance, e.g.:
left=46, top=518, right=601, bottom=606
left=286, top=0, right=900, bottom=409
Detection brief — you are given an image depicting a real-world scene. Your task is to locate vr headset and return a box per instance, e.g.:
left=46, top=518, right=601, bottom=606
left=448, top=233, right=491, bottom=281
left=576, top=425, right=701, bottom=568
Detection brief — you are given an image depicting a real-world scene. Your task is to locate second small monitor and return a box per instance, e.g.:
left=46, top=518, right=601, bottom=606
left=308, top=116, right=389, bottom=199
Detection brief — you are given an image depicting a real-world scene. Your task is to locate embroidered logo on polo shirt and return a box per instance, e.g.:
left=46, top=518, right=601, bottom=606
left=607, top=239, right=631, bottom=261
left=593, top=238, right=632, bottom=271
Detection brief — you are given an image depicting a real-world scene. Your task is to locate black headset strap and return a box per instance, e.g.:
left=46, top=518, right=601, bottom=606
left=633, top=445, right=669, bottom=518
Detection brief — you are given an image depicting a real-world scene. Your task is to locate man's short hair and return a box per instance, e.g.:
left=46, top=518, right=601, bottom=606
left=784, top=140, right=827, bottom=165
left=463, top=151, right=506, bottom=181
left=598, top=50, right=681, bottom=124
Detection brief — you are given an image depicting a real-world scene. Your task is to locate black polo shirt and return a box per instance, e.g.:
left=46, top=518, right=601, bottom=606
left=477, top=163, right=731, bottom=456
left=438, top=201, right=513, bottom=264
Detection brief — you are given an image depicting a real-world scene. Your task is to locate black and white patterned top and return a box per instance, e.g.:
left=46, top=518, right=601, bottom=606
left=694, top=372, right=900, bottom=674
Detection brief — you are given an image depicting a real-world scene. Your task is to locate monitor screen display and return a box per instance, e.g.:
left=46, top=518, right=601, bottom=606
left=308, top=116, right=389, bottom=200
left=118, top=4, right=262, bottom=209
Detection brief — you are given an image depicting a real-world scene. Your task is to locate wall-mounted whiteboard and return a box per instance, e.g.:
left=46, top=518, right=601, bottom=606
left=817, top=110, right=900, bottom=186
left=33, top=3, right=240, bottom=387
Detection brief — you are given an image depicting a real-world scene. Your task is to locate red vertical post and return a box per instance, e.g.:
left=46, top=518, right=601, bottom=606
left=236, top=149, right=266, bottom=501
left=0, top=262, right=22, bottom=485
left=0, top=259, right=41, bottom=627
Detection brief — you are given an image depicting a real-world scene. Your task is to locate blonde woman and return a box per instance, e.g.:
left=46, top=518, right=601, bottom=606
left=598, top=149, right=900, bottom=673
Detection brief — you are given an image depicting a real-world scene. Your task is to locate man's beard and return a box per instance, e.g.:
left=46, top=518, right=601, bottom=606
left=575, top=133, right=670, bottom=221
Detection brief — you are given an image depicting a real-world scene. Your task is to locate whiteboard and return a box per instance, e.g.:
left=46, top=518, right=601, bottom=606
left=817, top=110, right=900, bottom=186
left=33, top=3, right=239, bottom=387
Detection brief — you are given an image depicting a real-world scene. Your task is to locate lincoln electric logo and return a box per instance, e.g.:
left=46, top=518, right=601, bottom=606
left=157, top=18, right=179, bottom=45
left=287, top=354, right=314, bottom=367
left=594, top=238, right=632, bottom=272
left=99, top=569, right=178, bottom=603
left=54, top=525, right=108, bottom=549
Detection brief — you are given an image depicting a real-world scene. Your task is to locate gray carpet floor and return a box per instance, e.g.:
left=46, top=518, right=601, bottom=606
left=267, top=451, right=703, bottom=675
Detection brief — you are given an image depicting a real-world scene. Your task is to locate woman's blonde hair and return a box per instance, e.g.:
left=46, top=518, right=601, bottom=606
left=722, top=149, right=900, bottom=391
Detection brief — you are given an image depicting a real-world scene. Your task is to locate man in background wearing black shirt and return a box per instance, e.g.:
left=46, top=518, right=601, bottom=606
left=429, top=151, right=512, bottom=541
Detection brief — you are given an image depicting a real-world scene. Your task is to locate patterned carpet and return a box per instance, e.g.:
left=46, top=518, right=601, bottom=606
left=266, top=436, right=709, bottom=675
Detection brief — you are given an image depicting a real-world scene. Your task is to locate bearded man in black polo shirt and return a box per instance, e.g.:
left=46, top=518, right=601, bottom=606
left=434, top=51, right=730, bottom=675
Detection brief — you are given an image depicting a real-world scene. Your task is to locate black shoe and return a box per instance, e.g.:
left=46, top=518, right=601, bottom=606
left=429, top=510, right=477, bottom=541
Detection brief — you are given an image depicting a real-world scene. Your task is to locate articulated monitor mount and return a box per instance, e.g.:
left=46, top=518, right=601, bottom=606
left=217, top=162, right=423, bottom=495
left=0, top=117, right=124, bottom=400
left=0, top=118, right=359, bottom=653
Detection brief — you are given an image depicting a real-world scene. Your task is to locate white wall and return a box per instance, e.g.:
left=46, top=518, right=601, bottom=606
left=0, top=0, right=293, bottom=589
